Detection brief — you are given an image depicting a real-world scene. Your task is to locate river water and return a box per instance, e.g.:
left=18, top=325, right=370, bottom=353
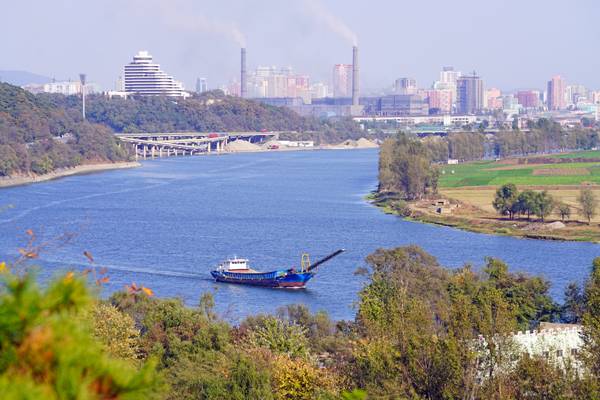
left=0, top=149, right=598, bottom=321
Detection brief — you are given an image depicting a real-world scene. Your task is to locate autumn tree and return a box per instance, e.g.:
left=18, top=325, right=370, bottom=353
left=0, top=264, right=160, bottom=398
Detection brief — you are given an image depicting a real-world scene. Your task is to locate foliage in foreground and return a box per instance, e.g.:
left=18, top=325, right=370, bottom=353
left=0, top=265, right=160, bottom=399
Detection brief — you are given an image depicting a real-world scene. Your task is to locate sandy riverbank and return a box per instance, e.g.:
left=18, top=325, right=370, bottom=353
left=370, top=192, right=600, bottom=243
left=0, top=161, right=141, bottom=189
left=223, top=137, right=379, bottom=153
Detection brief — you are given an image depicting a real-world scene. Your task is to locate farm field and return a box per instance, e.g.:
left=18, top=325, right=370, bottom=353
left=439, top=153, right=600, bottom=188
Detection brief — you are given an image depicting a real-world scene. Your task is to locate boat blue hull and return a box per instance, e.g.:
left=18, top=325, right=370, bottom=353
left=210, top=269, right=314, bottom=288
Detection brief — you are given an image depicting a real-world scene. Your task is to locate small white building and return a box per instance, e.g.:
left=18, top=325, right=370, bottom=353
left=512, top=323, right=582, bottom=364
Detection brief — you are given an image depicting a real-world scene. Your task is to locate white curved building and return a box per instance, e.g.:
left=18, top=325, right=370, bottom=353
left=123, top=51, right=188, bottom=97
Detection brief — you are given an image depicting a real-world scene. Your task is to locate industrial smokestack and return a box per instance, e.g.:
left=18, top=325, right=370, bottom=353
left=352, top=46, right=359, bottom=106
left=240, top=48, right=247, bottom=98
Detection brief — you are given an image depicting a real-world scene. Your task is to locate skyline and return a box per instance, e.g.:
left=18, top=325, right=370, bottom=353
left=2, top=0, right=599, bottom=92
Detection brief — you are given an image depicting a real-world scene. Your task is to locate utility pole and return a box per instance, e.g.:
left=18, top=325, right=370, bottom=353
left=79, top=73, right=86, bottom=120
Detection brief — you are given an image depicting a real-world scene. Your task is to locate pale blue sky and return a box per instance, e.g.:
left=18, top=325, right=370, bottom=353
left=1, top=0, right=598, bottom=92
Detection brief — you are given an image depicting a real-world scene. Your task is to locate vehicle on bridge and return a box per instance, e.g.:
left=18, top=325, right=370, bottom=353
left=210, top=249, right=345, bottom=288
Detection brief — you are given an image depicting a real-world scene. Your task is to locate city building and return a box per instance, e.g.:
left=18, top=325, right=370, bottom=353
left=394, top=77, right=417, bottom=95
left=547, top=75, right=566, bottom=110
left=332, top=64, right=352, bottom=97
left=566, top=84, right=588, bottom=105
left=434, top=66, right=461, bottom=104
left=516, top=90, right=540, bottom=109
left=502, top=94, right=521, bottom=115
left=310, top=82, right=331, bottom=99
left=423, top=89, right=452, bottom=114
left=39, top=80, right=99, bottom=96
left=484, top=88, right=502, bottom=110
left=247, top=66, right=310, bottom=102
left=196, top=78, right=208, bottom=93
left=123, top=51, right=188, bottom=97
left=456, top=73, right=484, bottom=114
left=362, top=94, right=428, bottom=116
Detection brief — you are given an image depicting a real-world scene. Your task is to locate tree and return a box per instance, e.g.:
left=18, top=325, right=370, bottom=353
left=535, top=190, right=555, bottom=222
left=516, top=190, right=538, bottom=220
left=379, top=133, right=439, bottom=200
left=91, top=303, right=140, bottom=360
left=578, top=188, right=598, bottom=224
left=493, top=183, right=519, bottom=219
left=562, top=282, right=585, bottom=323
left=581, top=258, right=600, bottom=377
left=246, top=317, right=309, bottom=358
left=558, top=202, right=571, bottom=222
left=0, top=267, right=160, bottom=398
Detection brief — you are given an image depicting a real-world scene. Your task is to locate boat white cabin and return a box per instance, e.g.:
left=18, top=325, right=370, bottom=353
left=219, top=257, right=250, bottom=271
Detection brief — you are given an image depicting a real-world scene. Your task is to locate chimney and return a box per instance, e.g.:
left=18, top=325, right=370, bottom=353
left=352, top=46, right=359, bottom=106
left=240, top=48, right=247, bottom=98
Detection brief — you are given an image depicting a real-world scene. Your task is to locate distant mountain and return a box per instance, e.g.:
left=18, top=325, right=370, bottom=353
left=0, top=70, right=52, bottom=86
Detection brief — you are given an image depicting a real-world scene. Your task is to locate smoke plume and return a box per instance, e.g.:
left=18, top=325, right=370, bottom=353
left=140, top=0, right=246, bottom=47
left=303, top=0, right=357, bottom=46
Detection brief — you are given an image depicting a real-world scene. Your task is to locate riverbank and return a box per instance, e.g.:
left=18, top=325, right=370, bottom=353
left=369, top=191, right=600, bottom=243
left=0, top=161, right=141, bottom=188
left=222, top=138, right=379, bottom=153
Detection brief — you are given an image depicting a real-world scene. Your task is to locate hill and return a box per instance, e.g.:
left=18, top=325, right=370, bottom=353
left=45, top=90, right=366, bottom=144
left=0, top=82, right=130, bottom=177
left=0, top=70, right=52, bottom=86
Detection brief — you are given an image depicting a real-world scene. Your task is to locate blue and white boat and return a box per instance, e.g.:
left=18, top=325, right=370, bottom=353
left=210, top=250, right=345, bottom=288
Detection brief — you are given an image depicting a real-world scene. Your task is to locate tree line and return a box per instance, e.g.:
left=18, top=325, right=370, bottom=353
left=422, top=119, right=600, bottom=163
left=493, top=183, right=598, bottom=224
left=3, top=242, right=600, bottom=399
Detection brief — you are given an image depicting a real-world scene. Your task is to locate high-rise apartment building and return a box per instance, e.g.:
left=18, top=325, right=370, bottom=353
left=516, top=90, right=540, bottom=109
left=196, top=78, right=208, bottom=93
left=333, top=64, right=352, bottom=97
left=456, top=73, right=484, bottom=114
left=484, top=88, right=502, bottom=110
left=123, top=51, right=187, bottom=97
left=424, top=89, right=452, bottom=114
left=434, top=66, right=461, bottom=104
left=395, top=78, right=417, bottom=95
left=247, top=66, right=310, bottom=101
left=547, top=75, right=566, bottom=110
left=566, top=84, right=588, bottom=105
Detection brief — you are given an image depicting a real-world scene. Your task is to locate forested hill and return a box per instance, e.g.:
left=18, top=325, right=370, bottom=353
left=47, top=90, right=365, bottom=143
left=0, top=82, right=129, bottom=177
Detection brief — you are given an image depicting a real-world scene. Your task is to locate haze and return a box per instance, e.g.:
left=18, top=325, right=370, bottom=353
left=1, top=0, right=598, bottom=91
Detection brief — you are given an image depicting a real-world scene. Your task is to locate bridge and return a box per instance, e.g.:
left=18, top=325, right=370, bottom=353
left=115, top=131, right=279, bottom=159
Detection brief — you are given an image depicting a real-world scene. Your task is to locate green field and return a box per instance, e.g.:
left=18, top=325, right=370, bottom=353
left=439, top=154, right=600, bottom=188
left=553, top=150, right=600, bottom=159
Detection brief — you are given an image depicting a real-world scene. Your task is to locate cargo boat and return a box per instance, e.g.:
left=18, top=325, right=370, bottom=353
left=210, top=249, right=345, bottom=288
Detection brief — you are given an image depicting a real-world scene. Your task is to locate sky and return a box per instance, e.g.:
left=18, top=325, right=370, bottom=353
left=1, top=0, right=599, bottom=92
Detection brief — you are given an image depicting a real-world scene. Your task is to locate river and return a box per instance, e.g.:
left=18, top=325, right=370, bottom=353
left=0, top=149, right=598, bottom=321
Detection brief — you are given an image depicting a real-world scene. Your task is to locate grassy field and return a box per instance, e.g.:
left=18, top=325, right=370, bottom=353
left=439, top=158, right=600, bottom=188
left=408, top=150, right=600, bottom=241
left=440, top=187, right=600, bottom=223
